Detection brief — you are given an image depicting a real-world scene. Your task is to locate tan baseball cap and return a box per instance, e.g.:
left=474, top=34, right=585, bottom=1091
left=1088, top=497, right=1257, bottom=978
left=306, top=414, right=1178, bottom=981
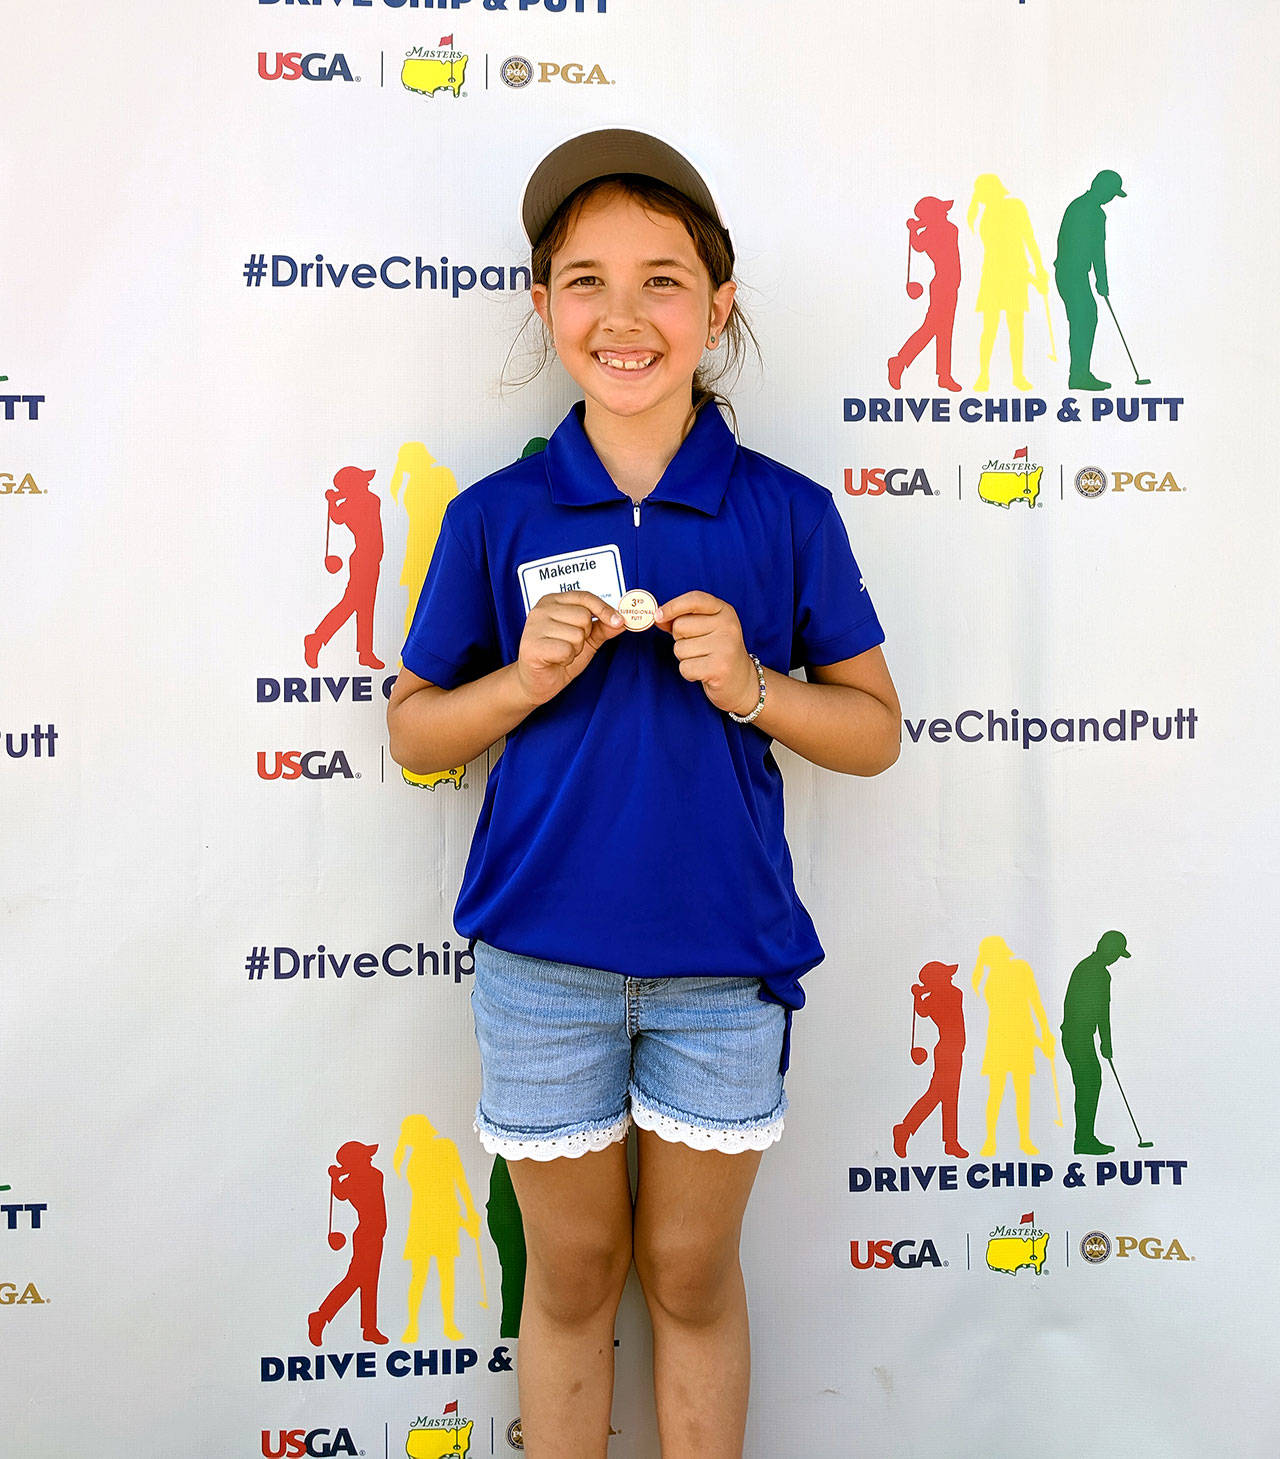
left=521, top=128, right=733, bottom=261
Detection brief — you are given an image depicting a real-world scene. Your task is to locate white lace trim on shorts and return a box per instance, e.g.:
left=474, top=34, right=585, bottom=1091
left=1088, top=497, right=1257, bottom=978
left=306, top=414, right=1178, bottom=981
left=631, top=1098, right=785, bottom=1154
left=475, top=1111, right=631, bottom=1162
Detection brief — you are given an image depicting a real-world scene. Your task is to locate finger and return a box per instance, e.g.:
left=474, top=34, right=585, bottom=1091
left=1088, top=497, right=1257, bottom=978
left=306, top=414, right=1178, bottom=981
left=534, top=589, right=623, bottom=628
left=671, top=636, right=717, bottom=661
left=530, top=633, right=584, bottom=667
left=668, top=612, right=721, bottom=641
left=655, top=590, right=721, bottom=628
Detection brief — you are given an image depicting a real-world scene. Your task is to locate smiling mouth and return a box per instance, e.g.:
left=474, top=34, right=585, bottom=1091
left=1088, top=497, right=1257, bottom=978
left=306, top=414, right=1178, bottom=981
left=593, top=351, right=659, bottom=371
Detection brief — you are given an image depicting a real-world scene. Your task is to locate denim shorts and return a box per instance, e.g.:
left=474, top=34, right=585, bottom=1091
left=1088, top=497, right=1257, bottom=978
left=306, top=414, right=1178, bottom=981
left=470, top=940, right=788, bottom=1161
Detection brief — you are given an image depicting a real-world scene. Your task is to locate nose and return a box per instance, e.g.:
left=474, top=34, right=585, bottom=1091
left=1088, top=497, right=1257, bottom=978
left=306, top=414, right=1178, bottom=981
left=600, top=283, right=644, bottom=335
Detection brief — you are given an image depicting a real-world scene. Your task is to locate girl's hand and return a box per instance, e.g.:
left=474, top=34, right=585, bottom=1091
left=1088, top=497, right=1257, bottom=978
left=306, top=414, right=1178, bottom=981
left=656, top=591, right=759, bottom=716
left=516, top=590, right=626, bottom=707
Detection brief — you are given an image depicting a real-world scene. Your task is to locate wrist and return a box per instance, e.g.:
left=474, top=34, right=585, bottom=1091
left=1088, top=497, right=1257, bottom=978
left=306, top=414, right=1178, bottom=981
left=507, top=660, right=551, bottom=713
left=727, top=653, right=767, bottom=724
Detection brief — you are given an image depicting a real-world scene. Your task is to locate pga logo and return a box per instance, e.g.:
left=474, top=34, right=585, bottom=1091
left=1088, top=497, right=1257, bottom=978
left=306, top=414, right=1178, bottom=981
left=256, top=750, right=356, bottom=781
left=0, top=1281, right=47, bottom=1305
left=258, top=52, right=356, bottom=82
left=843, top=467, right=934, bottom=497
left=261, top=1431, right=357, bottom=1459
left=500, top=56, right=611, bottom=86
left=1079, top=1232, right=1193, bottom=1263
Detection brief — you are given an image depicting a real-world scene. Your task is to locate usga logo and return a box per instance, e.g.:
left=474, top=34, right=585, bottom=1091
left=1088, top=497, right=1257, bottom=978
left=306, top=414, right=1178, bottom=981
left=1080, top=1234, right=1193, bottom=1264
left=1, top=471, right=43, bottom=495
left=256, top=750, right=356, bottom=781
left=258, top=52, right=357, bottom=82
left=0, top=1281, right=47, bottom=1305
left=844, top=467, right=934, bottom=497
left=500, top=57, right=612, bottom=86
left=850, top=1238, right=943, bottom=1269
left=261, top=1431, right=357, bottom=1459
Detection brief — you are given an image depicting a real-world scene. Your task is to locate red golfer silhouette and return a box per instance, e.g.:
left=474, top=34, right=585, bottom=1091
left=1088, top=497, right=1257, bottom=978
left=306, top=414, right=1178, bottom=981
left=308, top=1140, right=389, bottom=1346
left=305, top=467, right=384, bottom=669
left=888, top=197, right=962, bottom=392
left=893, top=961, right=968, bottom=1158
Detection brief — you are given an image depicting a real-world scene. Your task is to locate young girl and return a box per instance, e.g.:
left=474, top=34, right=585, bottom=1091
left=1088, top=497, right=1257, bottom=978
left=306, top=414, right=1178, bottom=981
left=388, top=129, right=901, bottom=1459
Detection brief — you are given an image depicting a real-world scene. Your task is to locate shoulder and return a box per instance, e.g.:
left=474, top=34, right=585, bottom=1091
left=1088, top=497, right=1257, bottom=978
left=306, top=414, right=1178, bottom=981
left=442, top=450, right=549, bottom=543
left=731, top=444, right=839, bottom=542
left=449, top=450, right=548, bottom=518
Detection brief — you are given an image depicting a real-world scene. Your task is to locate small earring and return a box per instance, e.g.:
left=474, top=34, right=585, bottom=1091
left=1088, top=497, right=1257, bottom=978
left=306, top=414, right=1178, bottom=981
left=708, top=332, right=718, bottom=347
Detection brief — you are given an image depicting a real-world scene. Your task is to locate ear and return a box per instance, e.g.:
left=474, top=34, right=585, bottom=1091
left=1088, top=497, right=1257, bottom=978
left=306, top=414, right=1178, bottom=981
left=531, top=283, right=551, bottom=330
left=709, top=279, right=736, bottom=341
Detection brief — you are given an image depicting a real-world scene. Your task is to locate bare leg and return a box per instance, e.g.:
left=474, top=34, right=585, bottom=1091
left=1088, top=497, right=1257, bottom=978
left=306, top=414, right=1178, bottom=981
left=440, top=1257, right=462, bottom=1342
left=403, top=1259, right=426, bottom=1343
left=1015, top=1074, right=1039, bottom=1154
left=975, top=314, right=998, bottom=391
left=506, top=1143, right=633, bottom=1459
left=981, top=1074, right=1004, bottom=1155
left=633, top=1130, right=764, bottom=1459
left=1009, top=312, right=1031, bottom=389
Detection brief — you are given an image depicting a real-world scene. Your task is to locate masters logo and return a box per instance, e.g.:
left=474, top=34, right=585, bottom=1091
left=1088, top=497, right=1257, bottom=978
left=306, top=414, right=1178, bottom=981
left=977, top=446, right=1041, bottom=509
left=408, top=1407, right=472, bottom=1458
left=986, top=1214, right=1049, bottom=1276
left=402, top=39, right=467, bottom=99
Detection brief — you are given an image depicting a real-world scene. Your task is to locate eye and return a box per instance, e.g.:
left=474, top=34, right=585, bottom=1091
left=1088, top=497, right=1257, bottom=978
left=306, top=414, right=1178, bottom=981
left=565, top=274, right=599, bottom=288
left=647, top=275, right=681, bottom=288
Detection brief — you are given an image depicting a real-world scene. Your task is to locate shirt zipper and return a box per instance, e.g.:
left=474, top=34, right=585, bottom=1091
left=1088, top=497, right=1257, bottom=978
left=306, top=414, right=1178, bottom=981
left=633, top=500, right=641, bottom=527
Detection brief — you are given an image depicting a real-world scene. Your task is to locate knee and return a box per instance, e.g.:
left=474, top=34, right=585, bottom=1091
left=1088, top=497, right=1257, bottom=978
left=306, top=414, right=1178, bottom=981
left=523, top=1224, right=631, bottom=1328
left=634, top=1227, right=741, bottom=1328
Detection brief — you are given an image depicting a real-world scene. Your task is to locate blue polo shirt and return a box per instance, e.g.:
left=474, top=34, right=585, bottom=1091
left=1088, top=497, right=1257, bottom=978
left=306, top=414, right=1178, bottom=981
left=402, top=401, right=884, bottom=1024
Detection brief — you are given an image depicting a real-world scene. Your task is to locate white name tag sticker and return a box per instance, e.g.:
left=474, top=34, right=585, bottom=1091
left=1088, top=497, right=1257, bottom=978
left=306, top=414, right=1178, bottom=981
left=517, top=544, right=626, bottom=615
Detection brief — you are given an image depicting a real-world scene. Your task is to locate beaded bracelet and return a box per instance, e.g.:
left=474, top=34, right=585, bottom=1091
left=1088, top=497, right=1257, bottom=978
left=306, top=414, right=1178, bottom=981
left=727, top=653, right=767, bottom=724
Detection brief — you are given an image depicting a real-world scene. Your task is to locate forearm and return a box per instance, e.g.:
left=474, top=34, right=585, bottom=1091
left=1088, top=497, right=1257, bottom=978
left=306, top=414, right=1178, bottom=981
left=748, top=667, right=900, bottom=776
left=387, top=662, right=539, bottom=773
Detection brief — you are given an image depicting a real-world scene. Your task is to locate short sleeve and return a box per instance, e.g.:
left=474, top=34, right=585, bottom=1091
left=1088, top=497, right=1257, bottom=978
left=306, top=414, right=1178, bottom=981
left=401, top=509, right=502, bottom=689
left=790, top=495, right=885, bottom=670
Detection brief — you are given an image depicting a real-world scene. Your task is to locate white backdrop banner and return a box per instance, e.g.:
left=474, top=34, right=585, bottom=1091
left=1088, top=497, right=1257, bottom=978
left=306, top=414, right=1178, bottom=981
left=4, top=2, right=1279, bottom=1456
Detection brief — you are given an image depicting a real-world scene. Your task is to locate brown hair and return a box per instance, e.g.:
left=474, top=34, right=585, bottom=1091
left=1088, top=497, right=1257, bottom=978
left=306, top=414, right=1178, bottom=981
left=505, top=173, right=759, bottom=413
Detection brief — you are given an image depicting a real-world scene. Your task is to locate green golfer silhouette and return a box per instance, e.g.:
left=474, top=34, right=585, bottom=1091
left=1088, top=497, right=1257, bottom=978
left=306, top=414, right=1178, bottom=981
left=1054, top=170, right=1126, bottom=390
left=486, top=1156, right=527, bottom=1339
left=1061, top=930, right=1131, bottom=1153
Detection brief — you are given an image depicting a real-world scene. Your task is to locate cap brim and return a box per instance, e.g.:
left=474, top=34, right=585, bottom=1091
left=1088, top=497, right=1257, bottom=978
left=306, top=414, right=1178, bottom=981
left=521, top=128, right=729, bottom=251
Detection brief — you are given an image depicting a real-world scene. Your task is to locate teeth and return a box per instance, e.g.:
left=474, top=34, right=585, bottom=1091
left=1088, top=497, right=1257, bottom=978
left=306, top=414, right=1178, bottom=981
left=598, top=354, right=656, bottom=370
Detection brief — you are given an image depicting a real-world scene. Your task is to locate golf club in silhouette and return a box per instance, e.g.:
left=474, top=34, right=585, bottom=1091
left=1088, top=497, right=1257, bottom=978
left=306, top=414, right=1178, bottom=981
left=1103, top=297, right=1150, bottom=384
left=1108, top=1057, right=1154, bottom=1148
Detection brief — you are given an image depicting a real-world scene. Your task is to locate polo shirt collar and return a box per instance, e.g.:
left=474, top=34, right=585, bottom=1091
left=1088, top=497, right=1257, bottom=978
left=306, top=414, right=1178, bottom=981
left=544, top=401, right=736, bottom=516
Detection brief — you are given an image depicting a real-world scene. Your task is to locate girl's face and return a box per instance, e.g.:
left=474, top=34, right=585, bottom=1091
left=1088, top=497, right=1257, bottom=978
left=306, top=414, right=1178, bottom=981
left=531, top=187, right=736, bottom=434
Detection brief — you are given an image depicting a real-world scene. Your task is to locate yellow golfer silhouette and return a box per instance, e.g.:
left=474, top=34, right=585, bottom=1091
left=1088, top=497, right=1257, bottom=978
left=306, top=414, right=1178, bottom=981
left=971, top=936, right=1055, bottom=1155
left=389, top=442, right=462, bottom=790
left=967, top=174, right=1050, bottom=392
left=394, top=1114, right=482, bottom=1343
